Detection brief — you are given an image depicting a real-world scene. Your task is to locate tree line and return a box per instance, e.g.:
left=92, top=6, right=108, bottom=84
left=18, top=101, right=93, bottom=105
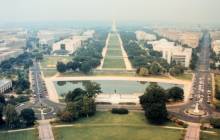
left=0, top=52, right=33, bottom=94
left=56, top=30, right=108, bottom=74
left=0, top=95, right=36, bottom=129
left=58, top=81, right=101, bottom=122
left=120, top=31, right=185, bottom=76
left=140, top=83, right=183, bottom=123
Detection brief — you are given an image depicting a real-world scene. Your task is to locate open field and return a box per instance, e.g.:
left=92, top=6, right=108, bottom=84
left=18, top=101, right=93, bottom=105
left=102, top=58, right=126, bottom=68
left=40, top=56, right=72, bottom=68
left=105, top=49, right=123, bottom=56
left=102, top=33, right=126, bottom=69
left=201, top=129, right=220, bottom=140
left=53, top=112, right=183, bottom=140
left=108, top=34, right=121, bottom=48
left=0, top=129, right=37, bottom=140
left=42, top=69, right=57, bottom=77
left=174, top=73, right=193, bottom=81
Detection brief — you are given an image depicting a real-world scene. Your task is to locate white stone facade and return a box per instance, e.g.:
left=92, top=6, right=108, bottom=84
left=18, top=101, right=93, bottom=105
left=52, top=37, right=82, bottom=54
left=0, top=79, right=12, bottom=93
left=148, top=39, right=192, bottom=67
left=212, top=40, right=220, bottom=54
left=135, top=31, right=156, bottom=41
left=0, top=47, right=23, bottom=64
left=52, top=30, right=95, bottom=54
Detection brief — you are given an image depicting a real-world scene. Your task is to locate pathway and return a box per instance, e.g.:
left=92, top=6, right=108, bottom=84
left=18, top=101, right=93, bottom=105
left=38, top=120, right=55, bottom=140
left=184, top=123, right=200, bottom=140
left=98, top=32, right=133, bottom=70
left=117, top=33, right=133, bottom=70
left=97, top=33, right=110, bottom=70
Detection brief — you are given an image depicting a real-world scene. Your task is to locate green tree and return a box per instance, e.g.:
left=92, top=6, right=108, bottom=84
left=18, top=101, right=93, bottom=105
left=83, top=81, right=102, bottom=98
left=80, top=62, right=92, bottom=73
left=65, top=88, right=86, bottom=102
left=66, top=102, right=79, bottom=120
left=66, top=61, right=73, bottom=70
left=59, top=111, right=74, bottom=122
left=166, top=87, right=184, bottom=101
left=5, top=104, right=20, bottom=128
left=35, top=53, right=43, bottom=60
left=137, top=67, right=149, bottom=76
left=169, top=65, right=184, bottom=76
left=72, top=61, right=80, bottom=71
left=20, top=108, right=36, bottom=127
left=56, top=62, right=66, bottom=73
left=82, top=96, right=90, bottom=117
left=88, top=98, right=96, bottom=116
left=0, top=103, right=4, bottom=124
left=140, top=83, right=168, bottom=123
left=0, top=95, right=6, bottom=104
left=149, top=62, right=162, bottom=75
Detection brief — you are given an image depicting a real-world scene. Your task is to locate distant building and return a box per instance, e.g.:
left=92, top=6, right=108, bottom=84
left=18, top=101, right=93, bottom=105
left=0, top=47, right=23, bottom=64
left=52, top=30, right=95, bottom=55
left=82, top=30, right=95, bottom=39
left=0, top=79, right=12, bottom=93
left=148, top=39, right=192, bottom=67
left=212, top=40, right=220, bottom=54
left=135, top=31, right=157, bottom=41
left=155, top=29, right=201, bottom=48
left=52, top=37, right=82, bottom=54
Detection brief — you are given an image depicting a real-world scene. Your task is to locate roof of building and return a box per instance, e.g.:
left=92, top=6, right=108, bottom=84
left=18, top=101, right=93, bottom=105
left=0, top=79, right=11, bottom=87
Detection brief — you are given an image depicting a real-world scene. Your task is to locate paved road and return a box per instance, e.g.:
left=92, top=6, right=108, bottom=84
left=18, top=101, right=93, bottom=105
left=31, top=60, right=55, bottom=140
left=16, top=60, right=65, bottom=119
left=169, top=32, right=215, bottom=122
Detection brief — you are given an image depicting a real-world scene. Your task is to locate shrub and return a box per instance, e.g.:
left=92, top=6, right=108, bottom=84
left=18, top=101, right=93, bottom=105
left=215, top=91, right=220, bottom=100
left=214, top=103, right=220, bottom=111
left=96, top=102, right=112, bottom=105
left=111, top=108, right=129, bottom=114
left=15, top=96, right=29, bottom=103
left=119, top=102, right=136, bottom=105
left=176, top=120, right=184, bottom=126
left=210, top=118, right=220, bottom=128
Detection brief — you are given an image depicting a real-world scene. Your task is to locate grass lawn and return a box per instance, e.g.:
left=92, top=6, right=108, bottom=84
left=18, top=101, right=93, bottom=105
left=53, top=112, right=183, bottom=140
left=0, top=129, right=38, bottom=140
left=174, top=73, right=193, bottom=81
left=200, top=129, right=220, bottom=140
left=40, top=56, right=72, bottom=68
left=103, top=57, right=126, bottom=69
left=106, top=49, right=123, bottom=56
left=102, top=32, right=126, bottom=69
left=108, top=34, right=121, bottom=48
left=42, top=69, right=57, bottom=77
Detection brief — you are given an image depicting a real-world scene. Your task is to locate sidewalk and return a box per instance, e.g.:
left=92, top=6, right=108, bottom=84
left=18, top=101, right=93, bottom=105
left=38, top=120, right=54, bottom=140
left=184, top=123, right=200, bottom=140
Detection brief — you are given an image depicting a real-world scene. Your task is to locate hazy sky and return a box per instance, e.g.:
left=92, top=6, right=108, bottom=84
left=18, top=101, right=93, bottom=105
left=0, top=0, right=220, bottom=24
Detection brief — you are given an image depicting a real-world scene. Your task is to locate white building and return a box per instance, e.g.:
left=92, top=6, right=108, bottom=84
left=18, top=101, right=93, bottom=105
left=82, top=30, right=95, bottom=39
left=148, top=39, right=192, bottom=67
left=212, top=40, right=220, bottom=54
left=52, top=36, right=82, bottom=54
left=52, top=30, right=95, bottom=55
left=0, top=79, right=12, bottom=93
left=135, top=31, right=157, bottom=41
left=0, top=47, right=23, bottom=64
